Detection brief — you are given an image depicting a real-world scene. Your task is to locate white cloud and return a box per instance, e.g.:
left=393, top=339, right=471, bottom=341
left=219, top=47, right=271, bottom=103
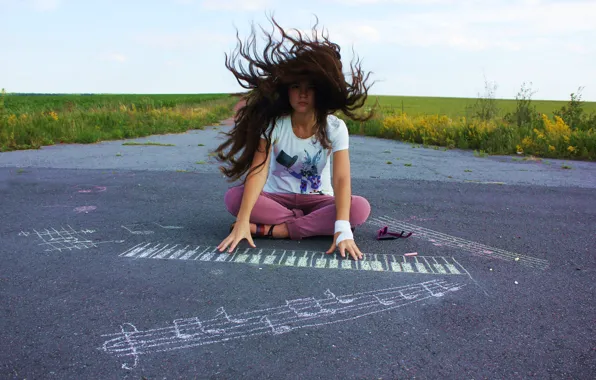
left=132, top=30, right=234, bottom=51
left=165, top=59, right=184, bottom=68
left=0, top=0, right=62, bottom=12
left=31, top=0, right=61, bottom=11
left=322, top=0, right=596, bottom=52
left=330, top=24, right=382, bottom=46
left=101, top=53, right=127, bottom=63
left=200, top=0, right=272, bottom=11
left=566, top=43, right=592, bottom=55
left=330, top=0, right=457, bottom=4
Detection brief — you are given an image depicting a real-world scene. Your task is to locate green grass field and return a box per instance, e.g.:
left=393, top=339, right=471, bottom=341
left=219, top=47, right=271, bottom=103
left=0, top=92, right=237, bottom=151
left=367, top=95, right=596, bottom=118
left=1, top=90, right=594, bottom=160
left=3, top=93, right=232, bottom=113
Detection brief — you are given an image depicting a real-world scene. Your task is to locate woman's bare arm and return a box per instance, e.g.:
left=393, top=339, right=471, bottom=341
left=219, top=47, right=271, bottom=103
left=332, top=149, right=351, bottom=221
left=326, top=148, right=363, bottom=260
left=236, top=138, right=271, bottom=223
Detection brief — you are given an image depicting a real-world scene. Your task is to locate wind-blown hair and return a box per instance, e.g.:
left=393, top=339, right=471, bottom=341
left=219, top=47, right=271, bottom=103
left=215, top=16, right=375, bottom=183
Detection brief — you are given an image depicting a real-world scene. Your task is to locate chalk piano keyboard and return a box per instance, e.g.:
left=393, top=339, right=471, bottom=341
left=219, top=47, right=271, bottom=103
left=119, top=243, right=470, bottom=277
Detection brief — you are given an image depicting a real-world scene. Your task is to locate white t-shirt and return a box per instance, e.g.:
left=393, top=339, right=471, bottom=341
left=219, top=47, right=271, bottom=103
left=261, top=114, right=349, bottom=196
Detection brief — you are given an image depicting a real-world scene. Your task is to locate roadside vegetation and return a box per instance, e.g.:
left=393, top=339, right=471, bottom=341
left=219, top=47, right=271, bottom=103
left=0, top=90, right=237, bottom=151
left=342, top=81, right=596, bottom=161
left=1, top=81, right=594, bottom=161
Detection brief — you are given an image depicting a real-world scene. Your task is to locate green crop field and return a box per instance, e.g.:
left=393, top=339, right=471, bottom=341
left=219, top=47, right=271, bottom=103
left=1, top=90, right=594, bottom=161
left=366, top=95, right=596, bottom=118
left=3, top=93, right=232, bottom=113
left=0, top=92, right=238, bottom=151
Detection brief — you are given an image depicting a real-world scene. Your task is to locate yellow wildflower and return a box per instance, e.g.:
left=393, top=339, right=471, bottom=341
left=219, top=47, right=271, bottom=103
left=7, top=114, right=17, bottom=126
left=521, top=136, right=533, bottom=149
left=548, top=145, right=555, bottom=152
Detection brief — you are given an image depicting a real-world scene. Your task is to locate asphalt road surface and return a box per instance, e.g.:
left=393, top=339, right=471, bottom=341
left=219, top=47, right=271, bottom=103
left=1, top=120, right=595, bottom=379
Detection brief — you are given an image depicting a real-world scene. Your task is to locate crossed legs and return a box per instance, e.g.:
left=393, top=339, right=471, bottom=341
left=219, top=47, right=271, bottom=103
left=223, top=185, right=371, bottom=240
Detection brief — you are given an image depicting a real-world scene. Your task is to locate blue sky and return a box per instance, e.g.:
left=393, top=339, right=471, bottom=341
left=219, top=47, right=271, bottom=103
left=1, top=0, right=595, bottom=100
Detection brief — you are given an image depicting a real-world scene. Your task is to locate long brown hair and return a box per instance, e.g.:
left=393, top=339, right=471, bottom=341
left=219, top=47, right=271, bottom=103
left=215, top=15, right=375, bottom=183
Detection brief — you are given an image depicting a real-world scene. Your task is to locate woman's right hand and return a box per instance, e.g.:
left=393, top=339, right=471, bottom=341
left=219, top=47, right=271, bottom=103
left=217, top=220, right=256, bottom=253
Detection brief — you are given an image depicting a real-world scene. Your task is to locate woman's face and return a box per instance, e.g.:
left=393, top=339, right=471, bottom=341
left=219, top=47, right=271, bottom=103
left=288, top=80, right=315, bottom=114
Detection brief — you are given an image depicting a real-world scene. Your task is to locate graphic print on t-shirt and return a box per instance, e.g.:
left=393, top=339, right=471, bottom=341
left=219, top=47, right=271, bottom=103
left=262, top=114, right=349, bottom=196
left=275, top=148, right=324, bottom=194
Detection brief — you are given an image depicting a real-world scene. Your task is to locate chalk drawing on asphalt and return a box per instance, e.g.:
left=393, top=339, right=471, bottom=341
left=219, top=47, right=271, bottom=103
left=368, top=215, right=549, bottom=271
left=118, top=243, right=472, bottom=277
left=17, top=225, right=124, bottom=252
left=74, top=205, right=97, bottom=213
left=121, top=225, right=154, bottom=235
left=121, top=223, right=184, bottom=235
left=99, top=279, right=466, bottom=370
left=153, top=223, right=183, bottom=230
left=73, top=185, right=107, bottom=194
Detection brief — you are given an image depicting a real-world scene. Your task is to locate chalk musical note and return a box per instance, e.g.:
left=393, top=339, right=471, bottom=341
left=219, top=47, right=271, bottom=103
left=323, top=289, right=336, bottom=299
left=373, top=295, right=395, bottom=306
left=173, top=317, right=203, bottom=339
left=214, top=307, right=248, bottom=324
left=399, top=290, right=419, bottom=300
left=111, top=323, right=140, bottom=370
left=323, top=288, right=354, bottom=304
left=422, top=283, right=445, bottom=297
left=286, top=297, right=336, bottom=317
left=260, top=316, right=291, bottom=335
left=174, top=317, right=224, bottom=337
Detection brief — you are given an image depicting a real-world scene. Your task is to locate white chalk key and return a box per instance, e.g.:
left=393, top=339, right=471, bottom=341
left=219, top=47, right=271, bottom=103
left=433, top=264, right=447, bottom=274
left=415, top=263, right=428, bottom=273
left=297, top=257, right=308, bottom=267
left=445, top=264, right=461, bottom=274
left=370, top=261, right=384, bottom=271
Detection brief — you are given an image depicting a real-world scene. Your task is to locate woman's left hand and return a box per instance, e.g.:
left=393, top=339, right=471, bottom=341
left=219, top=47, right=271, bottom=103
left=326, top=232, right=363, bottom=260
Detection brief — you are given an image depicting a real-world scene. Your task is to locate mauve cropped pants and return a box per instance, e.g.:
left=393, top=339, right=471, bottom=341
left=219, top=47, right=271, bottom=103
left=223, top=185, right=371, bottom=240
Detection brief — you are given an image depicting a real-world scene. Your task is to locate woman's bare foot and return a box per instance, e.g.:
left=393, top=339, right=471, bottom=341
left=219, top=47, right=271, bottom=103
left=250, top=223, right=289, bottom=238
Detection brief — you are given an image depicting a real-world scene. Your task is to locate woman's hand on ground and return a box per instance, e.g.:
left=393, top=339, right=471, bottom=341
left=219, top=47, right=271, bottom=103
left=217, top=220, right=256, bottom=253
left=326, top=233, right=363, bottom=260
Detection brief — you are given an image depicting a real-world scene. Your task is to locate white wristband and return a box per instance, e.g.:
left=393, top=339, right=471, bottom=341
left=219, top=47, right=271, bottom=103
left=334, top=220, right=353, bottom=245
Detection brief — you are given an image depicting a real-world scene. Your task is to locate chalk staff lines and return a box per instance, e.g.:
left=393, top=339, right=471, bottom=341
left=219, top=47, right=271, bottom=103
left=368, top=215, right=549, bottom=271
left=18, top=225, right=125, bottom=252
left=119, top=243, right=471, bottom=277
left=100, top=279, right=466, bottom=370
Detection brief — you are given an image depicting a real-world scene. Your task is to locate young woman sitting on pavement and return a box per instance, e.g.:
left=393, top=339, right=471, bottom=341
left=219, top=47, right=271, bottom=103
left=214, top=17, right=375, bottom=261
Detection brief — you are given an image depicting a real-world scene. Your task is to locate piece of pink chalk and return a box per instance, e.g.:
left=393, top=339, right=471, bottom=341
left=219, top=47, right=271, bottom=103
left=404, top=252, right=418, bottom=256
